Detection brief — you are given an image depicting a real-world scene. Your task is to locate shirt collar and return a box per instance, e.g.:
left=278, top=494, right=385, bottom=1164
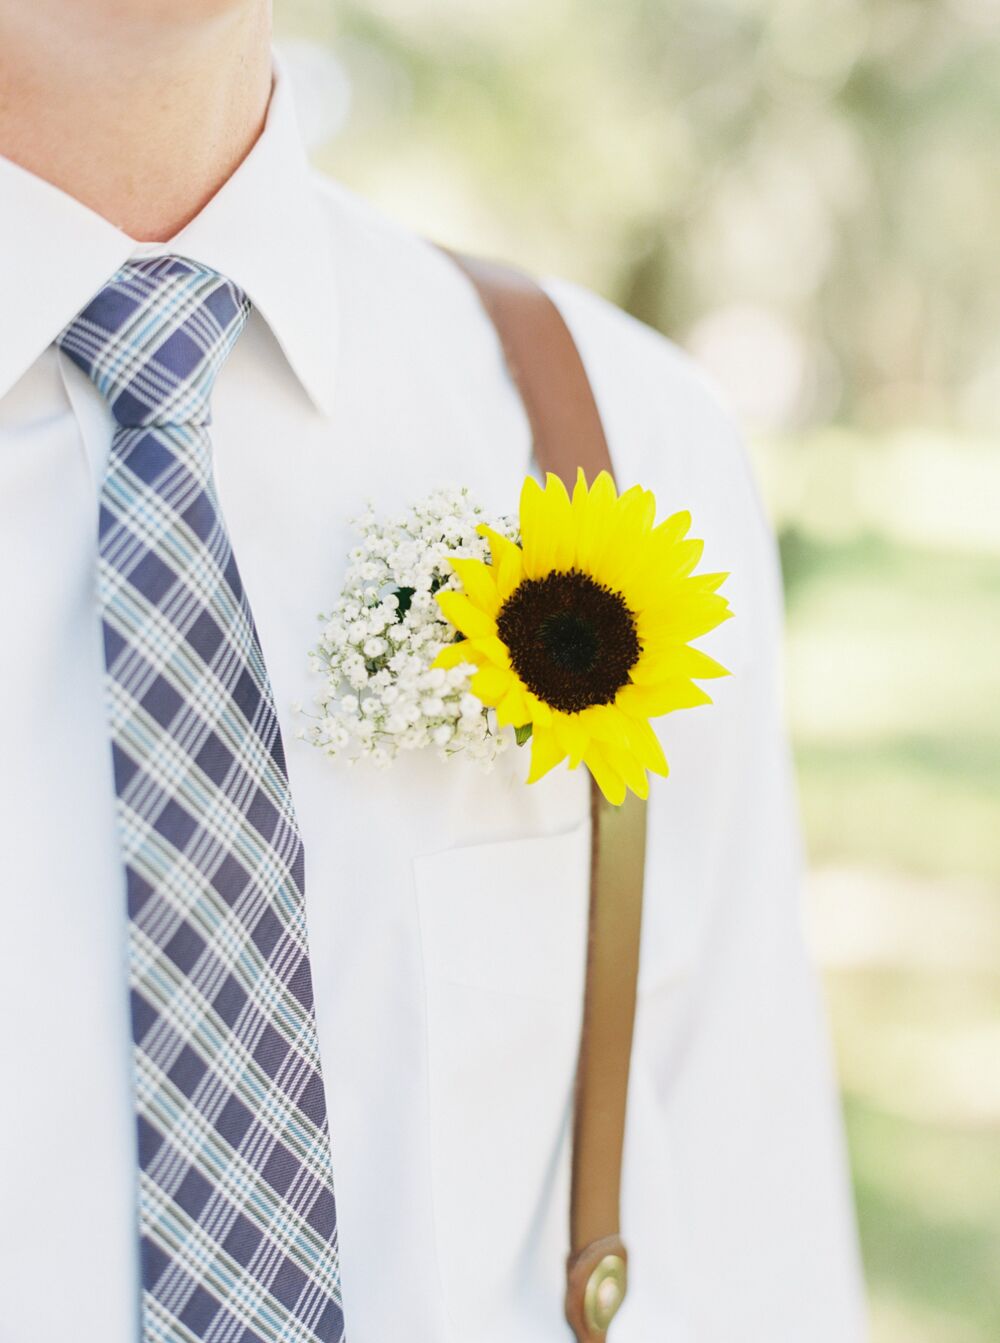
left=0, top=57, right=337, bottom=417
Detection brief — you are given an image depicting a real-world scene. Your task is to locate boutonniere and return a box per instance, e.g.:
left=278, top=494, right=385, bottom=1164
left=299, top=470, right=731, bottom=804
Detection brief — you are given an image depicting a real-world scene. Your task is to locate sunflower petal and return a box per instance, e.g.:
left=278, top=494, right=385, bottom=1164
left=687, top=571, right=729, bottom=594
left=636, top=644, right=730, bottom=681
left=553, top=711, right=589, bottom=769
left=636, top=593, right=732, bottom=643
left=470, top=664, right=513, bottom=706
left=431, top=641, right=482, bottom=671
left=601, top=488, right=660, bottom=589
left=519, top=476, right=546, bottom=579
left=583, top=742, right=627, bottom=806
left=469, top=634, right=512, bottom=668
left=617, top=679, right=713, bottom=718
left=629, top=538, right=707, bottom=601
left=520, top=472, right=575, bottom=579
left=542, top=472, right=575, bottom=571
left=448, top=557, right=499, bottom=617
left=577, top=703, right=631, bottom=746
left=526, top=726, right=568, bottom=784
left=672, top=537, right=706, bottom=578
left=657, top=510, right=692, bottom=544
left=496, top=680, right=530, bottom=728
left=605, top=743, right=651, bottom=800
left=620, top=714, right=669, bottom=777
left=524, top=691, right=554, bottom=727
left=575, top=470, right=619, bottom=577
left=435, top=590, right=497, bottom=640
left=477, top=524, right=525, bottom=600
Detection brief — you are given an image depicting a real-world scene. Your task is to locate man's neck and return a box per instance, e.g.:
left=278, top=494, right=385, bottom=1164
left=0, top=1, right=273, bottom=242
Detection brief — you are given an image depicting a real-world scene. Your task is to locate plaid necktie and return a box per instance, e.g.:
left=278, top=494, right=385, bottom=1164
left=58, top=257, right=345, bottom=1343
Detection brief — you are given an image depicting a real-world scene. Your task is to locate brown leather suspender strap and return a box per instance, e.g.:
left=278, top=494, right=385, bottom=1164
left=442, top=248, right=648, bottom=1343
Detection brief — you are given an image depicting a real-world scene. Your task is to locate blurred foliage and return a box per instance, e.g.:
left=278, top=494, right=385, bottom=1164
left=280, top=0, right=1000, bottom=435
left=781, top=517, right=1000, bottom=881
left=275, top=4, right=1000, bottom=1339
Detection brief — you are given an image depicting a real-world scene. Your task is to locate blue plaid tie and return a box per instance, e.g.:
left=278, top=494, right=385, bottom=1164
left=58, top=257, right=345, bottom=1343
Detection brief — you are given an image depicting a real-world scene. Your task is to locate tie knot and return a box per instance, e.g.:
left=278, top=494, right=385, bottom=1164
left=57, top=257, right=250, bottom=428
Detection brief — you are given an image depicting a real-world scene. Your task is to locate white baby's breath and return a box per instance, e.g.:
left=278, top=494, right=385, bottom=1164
left=302, top=485, right=518, bottom=769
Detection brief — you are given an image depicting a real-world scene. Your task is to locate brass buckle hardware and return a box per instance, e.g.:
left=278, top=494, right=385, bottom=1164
left=583, top=1253, right=627, bottom=1332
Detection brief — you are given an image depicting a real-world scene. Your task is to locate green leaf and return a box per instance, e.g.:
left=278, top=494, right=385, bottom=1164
left=514, top=723, right=533, bottom=747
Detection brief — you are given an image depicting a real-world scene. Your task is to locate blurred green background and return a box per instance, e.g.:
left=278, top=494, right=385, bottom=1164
left=276, top=2, right=1000, bottom=1336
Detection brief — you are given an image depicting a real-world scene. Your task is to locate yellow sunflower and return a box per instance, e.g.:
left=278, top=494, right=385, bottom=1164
left=432, top=469, right=732, bottom=805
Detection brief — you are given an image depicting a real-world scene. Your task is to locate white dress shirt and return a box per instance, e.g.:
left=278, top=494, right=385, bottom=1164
left=0, top=61, right=866, bottom=1343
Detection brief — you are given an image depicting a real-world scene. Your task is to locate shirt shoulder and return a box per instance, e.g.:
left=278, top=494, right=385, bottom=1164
left=541, top=276, right=749, bottom=485
left=311, top=169, right=466, bottom=306
left=313, top=173, right=748, bottom=463
left=310, top=170, right=776, bottom=605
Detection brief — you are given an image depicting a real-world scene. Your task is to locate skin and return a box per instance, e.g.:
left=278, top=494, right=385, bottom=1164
left=0, top=0, right=273, bottom=241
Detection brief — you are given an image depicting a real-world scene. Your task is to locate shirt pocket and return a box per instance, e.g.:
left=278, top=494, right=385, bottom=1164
left=413, top=819, right=591, bottom=1341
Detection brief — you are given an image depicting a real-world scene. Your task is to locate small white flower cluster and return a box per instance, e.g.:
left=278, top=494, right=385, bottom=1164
left=299, top=486, right=518, bottom=769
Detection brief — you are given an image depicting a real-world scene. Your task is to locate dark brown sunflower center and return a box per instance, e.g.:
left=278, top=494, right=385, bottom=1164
left=496, top=569, right=640, bottom=714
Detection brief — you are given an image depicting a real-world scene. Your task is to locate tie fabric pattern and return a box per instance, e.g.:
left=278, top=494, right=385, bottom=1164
left=57, top=257, right=345, bottom=1343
